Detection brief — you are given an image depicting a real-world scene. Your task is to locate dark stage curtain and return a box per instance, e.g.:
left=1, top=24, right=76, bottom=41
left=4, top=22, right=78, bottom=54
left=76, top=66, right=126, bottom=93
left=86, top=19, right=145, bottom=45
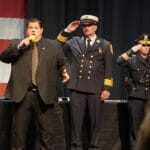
left=1, top=0, right=150, bottom=149
left=27, top=0, right=150, bottom=99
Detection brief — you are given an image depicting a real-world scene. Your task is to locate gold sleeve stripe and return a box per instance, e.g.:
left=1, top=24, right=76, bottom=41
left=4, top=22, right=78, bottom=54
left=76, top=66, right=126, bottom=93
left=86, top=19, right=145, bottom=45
left=122, top=53, right=129, bottom=60
left=57, top=33, right=68, bottom=42
left=104, top=78, right=113, bottom=87
left=109, top=44, right=114, bottom=55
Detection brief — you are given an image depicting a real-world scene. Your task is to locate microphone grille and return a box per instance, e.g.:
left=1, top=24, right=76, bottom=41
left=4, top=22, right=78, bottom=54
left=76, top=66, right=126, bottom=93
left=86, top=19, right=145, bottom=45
left=29, top=35, right=37, bottom=42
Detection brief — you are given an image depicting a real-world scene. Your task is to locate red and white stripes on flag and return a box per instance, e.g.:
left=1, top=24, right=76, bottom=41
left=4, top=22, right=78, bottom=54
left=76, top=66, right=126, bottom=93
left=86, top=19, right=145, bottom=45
left=0, top=0, right=27, bottom=98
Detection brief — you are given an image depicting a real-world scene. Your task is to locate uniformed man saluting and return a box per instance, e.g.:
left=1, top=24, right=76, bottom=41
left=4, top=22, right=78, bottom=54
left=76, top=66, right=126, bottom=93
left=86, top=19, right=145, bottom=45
left=117, top=34, right=150, bottom=150
left=57, top=14, right=114, bottom=150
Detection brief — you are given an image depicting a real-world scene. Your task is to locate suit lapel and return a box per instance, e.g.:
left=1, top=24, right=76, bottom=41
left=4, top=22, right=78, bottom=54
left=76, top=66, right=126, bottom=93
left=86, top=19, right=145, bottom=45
left=36, top=39, right=46, bottom=71
left=78, top=37, right=86, bottom=54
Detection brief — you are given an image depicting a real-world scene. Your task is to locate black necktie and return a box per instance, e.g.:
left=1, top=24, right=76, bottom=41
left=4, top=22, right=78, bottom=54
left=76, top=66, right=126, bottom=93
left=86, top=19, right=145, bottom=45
left=87, top=39, right=91, bottom=49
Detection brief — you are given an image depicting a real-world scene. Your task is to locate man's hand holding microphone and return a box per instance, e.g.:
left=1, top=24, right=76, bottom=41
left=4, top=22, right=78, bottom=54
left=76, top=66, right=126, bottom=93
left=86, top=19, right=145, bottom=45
left=17, top=35, right=37, bottom=50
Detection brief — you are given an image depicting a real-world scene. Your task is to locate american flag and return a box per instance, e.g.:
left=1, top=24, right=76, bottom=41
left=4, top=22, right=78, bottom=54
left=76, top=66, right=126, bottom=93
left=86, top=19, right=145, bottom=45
left=0, top=0, right=27, bottom=98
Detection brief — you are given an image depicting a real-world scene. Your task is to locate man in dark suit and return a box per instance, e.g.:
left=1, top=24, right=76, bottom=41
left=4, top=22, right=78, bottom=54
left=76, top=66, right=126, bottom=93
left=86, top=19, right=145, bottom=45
left=57, top=14, right=114, bottom=150
left=0, top=18, right=70, bottom=150
left=117, top=34, right=150, bottom=150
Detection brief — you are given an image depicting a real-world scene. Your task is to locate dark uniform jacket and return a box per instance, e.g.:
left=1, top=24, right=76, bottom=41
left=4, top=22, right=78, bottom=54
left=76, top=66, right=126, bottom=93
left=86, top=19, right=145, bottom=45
left=117, top=49, right=150, bottom=100
left=57, top=31, right=114, bottom=94
left=0, top=38, right=70, bottom=104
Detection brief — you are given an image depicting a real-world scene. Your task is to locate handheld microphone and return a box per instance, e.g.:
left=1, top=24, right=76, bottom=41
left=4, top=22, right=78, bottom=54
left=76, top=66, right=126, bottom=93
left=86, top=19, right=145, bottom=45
left=28, top=35, right=37, bottom=42
left=18, top=35, right=37, bottom=50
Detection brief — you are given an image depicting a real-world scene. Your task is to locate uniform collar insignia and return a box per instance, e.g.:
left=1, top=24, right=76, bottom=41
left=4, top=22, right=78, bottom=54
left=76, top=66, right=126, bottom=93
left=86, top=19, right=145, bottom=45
left=96, top=39, right=101, bottom=43
left=99, top=48, right=102, bottom=53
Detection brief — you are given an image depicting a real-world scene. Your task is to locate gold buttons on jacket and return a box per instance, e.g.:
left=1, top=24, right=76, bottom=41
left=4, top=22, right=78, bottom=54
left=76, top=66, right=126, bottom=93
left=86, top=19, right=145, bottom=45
left=99, top=48, right=102, bottom=53
left=87, top=55, right=94, bottom=79
left=87, top=76, right=91, bottom=79
left=78, top=54, right=94, bottom=79
left=79, top=55, right=85, bottom=78
left=79, top=75, right=82, bottom=78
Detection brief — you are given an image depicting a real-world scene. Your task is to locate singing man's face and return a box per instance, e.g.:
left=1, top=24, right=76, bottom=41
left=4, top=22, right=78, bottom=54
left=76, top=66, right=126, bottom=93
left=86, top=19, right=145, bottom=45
left=26, top=22, right=43, bottom=42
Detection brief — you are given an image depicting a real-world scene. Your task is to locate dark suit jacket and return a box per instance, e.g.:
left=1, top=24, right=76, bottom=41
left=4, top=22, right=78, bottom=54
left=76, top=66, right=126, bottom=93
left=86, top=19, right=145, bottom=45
left=0, top=38, right=70, bottom=104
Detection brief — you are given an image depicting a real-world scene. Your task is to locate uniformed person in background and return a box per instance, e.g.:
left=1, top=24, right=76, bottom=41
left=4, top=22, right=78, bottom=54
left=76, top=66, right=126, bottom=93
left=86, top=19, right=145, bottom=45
left=57, top=14, right=114, bottom=150
left=117, top=34, right=150, bottom=150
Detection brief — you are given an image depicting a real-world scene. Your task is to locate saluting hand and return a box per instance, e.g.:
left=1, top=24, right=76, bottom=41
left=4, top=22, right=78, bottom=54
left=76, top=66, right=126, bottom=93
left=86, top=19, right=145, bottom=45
left=131, top=44, right=142, bottom=53
left=66, top=20, right=80, bottom=32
